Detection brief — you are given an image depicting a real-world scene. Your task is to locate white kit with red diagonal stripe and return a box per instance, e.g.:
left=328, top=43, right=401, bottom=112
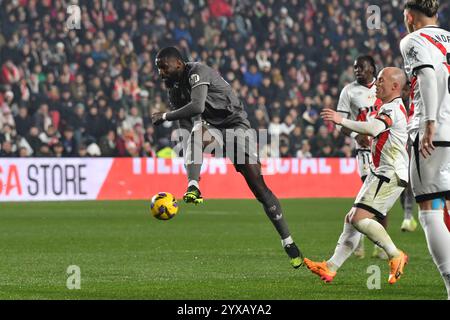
left=371, top=97, right=409, bottom=182
left=400, top=26, right=450, bottom=142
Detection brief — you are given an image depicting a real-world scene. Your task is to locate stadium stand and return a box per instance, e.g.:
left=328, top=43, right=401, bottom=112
left=1, top=0, right=449, bottom=157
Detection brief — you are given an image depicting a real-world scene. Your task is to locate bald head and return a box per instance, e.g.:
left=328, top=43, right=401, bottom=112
left=375, top=67, right=408, bottom=103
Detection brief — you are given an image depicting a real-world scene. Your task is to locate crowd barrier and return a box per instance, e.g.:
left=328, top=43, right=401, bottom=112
left=0, top=157, right=362, bottom=201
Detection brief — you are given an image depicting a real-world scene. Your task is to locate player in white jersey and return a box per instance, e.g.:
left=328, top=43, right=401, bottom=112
left=336, top=56, right=387, bottom=259
left=337, top=56, right=382, bottom=181
left=400, top=0, right=450, bottom=299
left=303, top=67, right=409, bottom=284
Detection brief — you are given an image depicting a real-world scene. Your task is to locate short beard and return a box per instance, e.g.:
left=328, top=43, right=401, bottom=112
left=163, top=78, right=176, bottom=88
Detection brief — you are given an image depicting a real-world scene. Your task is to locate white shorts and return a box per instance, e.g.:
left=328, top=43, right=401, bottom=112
left=410, top=137, right=450, bottom=202
left=354, top=172, right=406, bottom=219
left=356, top=149, right=372, bottom=180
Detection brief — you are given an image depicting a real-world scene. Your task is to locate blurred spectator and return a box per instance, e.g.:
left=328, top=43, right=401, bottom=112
left=244, top=65, right=263, bottom=88
left=279, top=135, right=292, bottom=158
left=310, top=125, right=332, bottom=157
left=53, top=143, right=64, bottom=158
left=317, top=144, right=334, bottom=158
left=268, top=115, right=281, bottom=139
left=297, top=140, right=312, bottom=159
left=86, top=143, right=102, bottom=157
left=33, top=103, right=52, bottom=133
left=99, top=130, right=118, bottom=157
left=14, top=106, right=32, bottom=137
left=289, top=125, right=304, bottom=156
left=0, top=92, right=15, bottom=130
left=39, top=125, right=60, bottom=148
left=36, top=144, right=53, bottom=157
left=61, top=127, right=77, bottom=157
left=0, top=140, right=16, bottom=157
left=77, top=144, right=88, bottom=157
left=280, top=114, right=295, bottom=136
left=18, top=147, right=29, bottom=157
left=25, top=126, right=42, bottom=155
left=85, top=106, right=107, bottom=141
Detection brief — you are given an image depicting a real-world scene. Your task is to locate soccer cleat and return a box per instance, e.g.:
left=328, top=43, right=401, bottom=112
left=401, top=217, right=418, bottom=232
left=372, top=245, right=388, bottom=260
left=303, top=258, right=337, bottom=283
left=183, top=185, right=204, bottom=204
left=388, top=251, right=408, bottom=284
left=284, top=243, right=304, bottom=269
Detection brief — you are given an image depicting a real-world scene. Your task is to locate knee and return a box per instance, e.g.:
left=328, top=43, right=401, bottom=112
left=418, top=200, right=433, bottom=211
left=254, top=188, right=270, bottom=204
left=254, top=187, right=275, bottom=205
left=345, top=208, right=356, bottom=224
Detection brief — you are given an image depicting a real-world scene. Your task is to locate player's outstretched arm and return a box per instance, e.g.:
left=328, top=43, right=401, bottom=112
left=321, top=108, right=385, bottom=137
left=151, top=85, right=208, bottom=125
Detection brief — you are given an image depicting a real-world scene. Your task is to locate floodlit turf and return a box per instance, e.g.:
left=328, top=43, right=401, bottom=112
left=0, top=199, right=446, bottom=300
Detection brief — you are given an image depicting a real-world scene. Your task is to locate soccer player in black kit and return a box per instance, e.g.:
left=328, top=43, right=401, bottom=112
left=151, top=46, right=303, bottom=268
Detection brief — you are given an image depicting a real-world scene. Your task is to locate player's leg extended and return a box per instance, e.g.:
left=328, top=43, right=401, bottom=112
left=304, top=210, right=405, bottom=284
left=304, top=152, right=374, bottom=282
left=411, top=139, right=450, bottom=299
left=355, top=173, right=407, bottom=284
left=372, top=215, right=389, bottom=260
left=235, top=162, right=304, bottom=268
left=304, top=209, right=361, bottom=283
left=183, top=123, right=203, bottom=204
left=417, top=198, right=450, bottom=299
left=350, top=208, right=408, bottom=284
left=354, top=150, right=371, bottom=259
left=306, top=173, right=408, bottom=283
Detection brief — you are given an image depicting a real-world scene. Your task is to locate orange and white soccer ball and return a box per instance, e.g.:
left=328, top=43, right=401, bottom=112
left=150, top=192, right=179, bottom=220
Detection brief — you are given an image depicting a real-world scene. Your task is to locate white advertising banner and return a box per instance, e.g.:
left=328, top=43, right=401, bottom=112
left=0, top=158, right=113, bottom=202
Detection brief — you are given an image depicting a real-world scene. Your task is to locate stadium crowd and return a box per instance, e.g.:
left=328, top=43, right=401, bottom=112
left=1, top=0, right=449, bottom=158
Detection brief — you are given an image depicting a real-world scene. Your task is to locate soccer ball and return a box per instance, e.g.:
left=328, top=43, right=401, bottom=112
left=150, top=192, right=179, bottom=220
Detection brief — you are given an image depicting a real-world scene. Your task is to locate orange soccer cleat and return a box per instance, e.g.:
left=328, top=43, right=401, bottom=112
left=388, top=251, right=408, bottom=284
left=303, top=258, right=337, bottom=283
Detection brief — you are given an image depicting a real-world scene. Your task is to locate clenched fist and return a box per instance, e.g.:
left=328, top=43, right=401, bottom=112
left=151, top=112, right=166, bottom=126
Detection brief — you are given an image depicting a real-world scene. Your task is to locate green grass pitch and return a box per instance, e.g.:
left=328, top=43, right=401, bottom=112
left=0, top=199, right=446, bottom=299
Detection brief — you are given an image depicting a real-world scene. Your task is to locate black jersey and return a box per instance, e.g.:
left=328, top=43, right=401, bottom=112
left=167, top=62, right=250, bottom=129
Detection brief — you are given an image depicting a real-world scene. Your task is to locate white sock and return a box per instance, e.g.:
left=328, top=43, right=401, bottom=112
left=419, top=210, right=450, bottom=299
left=281, top=236, right=294, bottom=247
left=356, top=233, right=365, bottom=249
left=188, top=180, right=199, bottom=189
left=353, top=218, right=400, bottom=259
left=327, top=223, right=361, bottom=271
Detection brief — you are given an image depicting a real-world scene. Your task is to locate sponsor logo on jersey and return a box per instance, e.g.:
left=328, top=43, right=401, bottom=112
left=189, top=74, right=200, bottom=86
left=406, top=46, right=419, bottom=62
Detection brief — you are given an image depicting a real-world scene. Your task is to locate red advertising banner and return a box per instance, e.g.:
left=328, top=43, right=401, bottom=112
left=97, top=157, right=362, bottom=200
left=0, top=158, right=362, bottom=202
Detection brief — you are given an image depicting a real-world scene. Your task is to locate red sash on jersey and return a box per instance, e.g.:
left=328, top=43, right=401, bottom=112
left=420, top=33, right=450, bottom=73
left=371, top=101, right=408, bottom=168
left=356, top=98, right=383, bottom=122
